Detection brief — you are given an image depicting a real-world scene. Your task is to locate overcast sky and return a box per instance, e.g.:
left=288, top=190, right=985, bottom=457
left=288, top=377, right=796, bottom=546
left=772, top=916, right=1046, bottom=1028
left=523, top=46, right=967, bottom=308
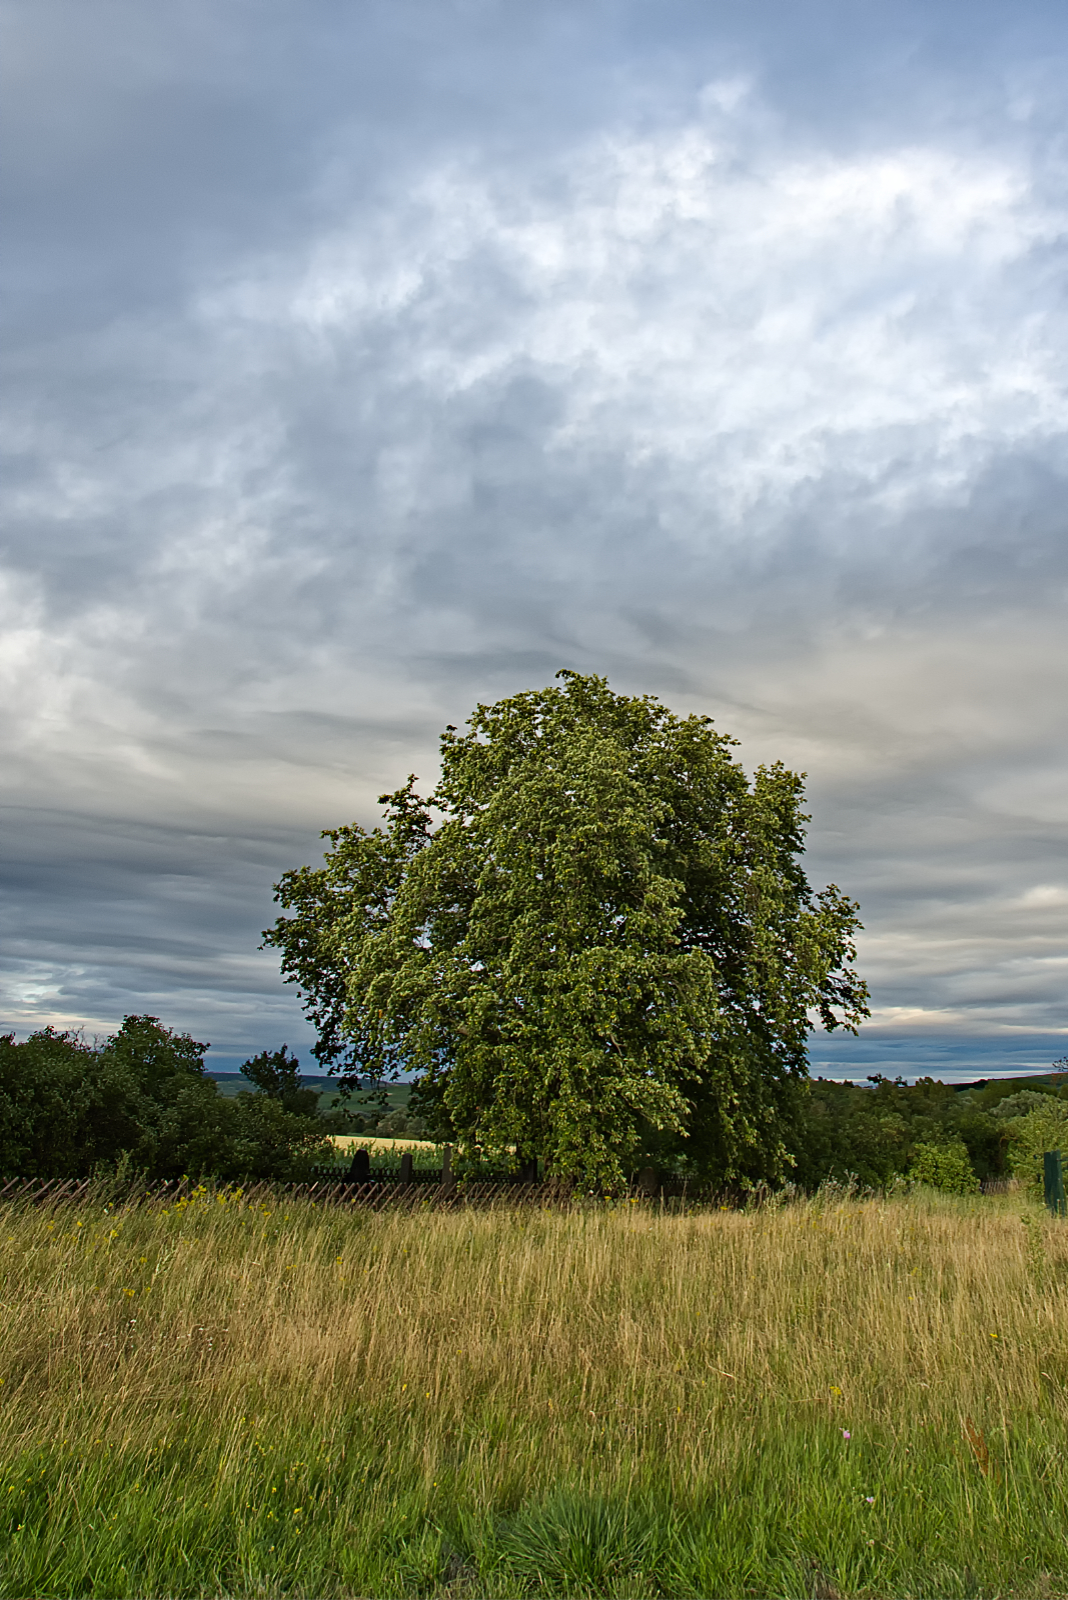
left=3, top=0, right=1067, bottom=1080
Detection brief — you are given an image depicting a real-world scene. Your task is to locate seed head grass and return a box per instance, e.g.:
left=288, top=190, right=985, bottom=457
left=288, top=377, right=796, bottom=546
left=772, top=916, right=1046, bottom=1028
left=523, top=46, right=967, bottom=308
left=1, top=1187, right=1066, bottom=1597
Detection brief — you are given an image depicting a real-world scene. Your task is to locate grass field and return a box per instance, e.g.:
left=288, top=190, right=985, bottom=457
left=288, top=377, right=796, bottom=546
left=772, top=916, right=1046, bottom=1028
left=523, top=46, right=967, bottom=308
left=1, top=1187, right=1066, bottom=1599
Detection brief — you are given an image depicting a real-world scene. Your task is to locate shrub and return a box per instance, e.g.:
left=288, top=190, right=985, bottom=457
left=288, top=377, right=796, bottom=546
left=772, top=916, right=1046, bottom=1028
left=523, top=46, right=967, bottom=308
left=1003, top=1102, right=1068, bottom=1199
left=908, top=1140, right=980, bottom=1195
left=0, top=1018, right=332, bottom=1183
left=790, top=1076, right=1005, bottom=1192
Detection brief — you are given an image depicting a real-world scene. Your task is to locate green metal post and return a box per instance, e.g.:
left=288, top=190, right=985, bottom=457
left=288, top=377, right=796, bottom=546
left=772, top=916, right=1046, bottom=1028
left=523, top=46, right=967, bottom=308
left=1043, top=1150, right=1066, bottom=1217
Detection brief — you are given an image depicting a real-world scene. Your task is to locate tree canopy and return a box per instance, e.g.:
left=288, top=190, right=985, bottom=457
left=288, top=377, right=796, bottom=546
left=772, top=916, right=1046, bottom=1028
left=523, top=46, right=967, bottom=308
left=264, top=671, right=869, bottom=1188
left=240, top=1045, right=322, bottom=1119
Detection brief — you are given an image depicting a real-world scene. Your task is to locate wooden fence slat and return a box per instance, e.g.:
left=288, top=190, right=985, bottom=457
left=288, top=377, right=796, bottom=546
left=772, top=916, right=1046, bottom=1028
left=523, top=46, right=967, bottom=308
left=0, top=1171, right=851, bottom=1212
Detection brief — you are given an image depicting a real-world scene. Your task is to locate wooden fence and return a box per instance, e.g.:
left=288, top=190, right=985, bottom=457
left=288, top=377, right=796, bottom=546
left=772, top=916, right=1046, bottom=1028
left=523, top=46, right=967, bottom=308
left=0, top=1177, right=96, bottom=1204
left=0, top=1173, right=716, bottom=1211
left=0, top=1171, right=1034, bottom=1212
left=0, top=1175, right=575, bottom=1211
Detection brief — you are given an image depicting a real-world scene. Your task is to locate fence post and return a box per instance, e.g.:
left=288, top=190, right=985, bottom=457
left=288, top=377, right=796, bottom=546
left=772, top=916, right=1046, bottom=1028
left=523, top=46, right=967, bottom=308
left=441, top=1145, right=455, bottom=1193
left=1043, top=1150, right=1066, bottom=1217
left=399, top=1151, right=413, bottom=1184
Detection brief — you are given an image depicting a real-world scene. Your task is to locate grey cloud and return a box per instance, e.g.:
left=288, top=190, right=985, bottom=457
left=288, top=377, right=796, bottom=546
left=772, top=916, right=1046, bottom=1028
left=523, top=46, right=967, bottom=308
left=0, top=805, right=317, bottom=1058
left=3, top=0, right=1068, bottom=1074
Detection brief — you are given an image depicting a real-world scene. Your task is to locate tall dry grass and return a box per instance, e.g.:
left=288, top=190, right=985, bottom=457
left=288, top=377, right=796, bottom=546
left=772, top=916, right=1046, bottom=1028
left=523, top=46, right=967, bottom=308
left=1, top=1187, right=1066, bottom=1596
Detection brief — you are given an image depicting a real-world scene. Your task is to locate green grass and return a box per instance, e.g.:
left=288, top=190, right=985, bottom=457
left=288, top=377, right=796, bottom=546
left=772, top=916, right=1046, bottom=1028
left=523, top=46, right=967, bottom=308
left=1, top=1187, right=1066, bottom=1597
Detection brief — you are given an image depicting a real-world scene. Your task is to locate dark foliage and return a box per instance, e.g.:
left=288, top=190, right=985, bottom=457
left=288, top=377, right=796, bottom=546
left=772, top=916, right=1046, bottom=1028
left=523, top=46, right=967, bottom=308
left=0, top=1018, right=332, bottom=1182
left=240, top=1045, right=321, bottom=1118
left=787, top=1075, right=1012, bottom=1190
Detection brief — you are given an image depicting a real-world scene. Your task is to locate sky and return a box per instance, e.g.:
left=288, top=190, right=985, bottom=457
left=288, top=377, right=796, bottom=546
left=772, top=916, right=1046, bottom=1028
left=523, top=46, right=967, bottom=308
left=3, top=0, right=1068, bottom=1082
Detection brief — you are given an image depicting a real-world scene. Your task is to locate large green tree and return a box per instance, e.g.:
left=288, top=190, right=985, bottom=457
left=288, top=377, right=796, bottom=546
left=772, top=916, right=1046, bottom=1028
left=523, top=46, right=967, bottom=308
left=264, top=672, right=868, bottom=1188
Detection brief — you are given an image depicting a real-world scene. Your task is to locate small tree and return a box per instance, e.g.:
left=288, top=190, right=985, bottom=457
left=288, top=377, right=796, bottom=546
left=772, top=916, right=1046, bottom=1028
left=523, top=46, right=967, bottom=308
left=240, top=1046, right=320, bottom=1119
left=1002, top=1101, right=1068, bottom=1200
left=265, top=672, right=868, bottom=1189
left=908, top=1140, right=980, bottom=1195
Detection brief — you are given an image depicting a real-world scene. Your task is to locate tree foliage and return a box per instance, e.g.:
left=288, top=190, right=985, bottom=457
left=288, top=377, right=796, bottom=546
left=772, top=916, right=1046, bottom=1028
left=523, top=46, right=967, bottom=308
left=1001, top=1098, right=1068, bottom=1199
left=792, top=1074, right=1010, bottom=1190
left=908, top=1139, right=981, bottom=1195
left=265, top=672, right=869, bottom=1188
left=240, top=1045, right=321, bottom=1119
left=0, top=1018, right=332, bottom=1182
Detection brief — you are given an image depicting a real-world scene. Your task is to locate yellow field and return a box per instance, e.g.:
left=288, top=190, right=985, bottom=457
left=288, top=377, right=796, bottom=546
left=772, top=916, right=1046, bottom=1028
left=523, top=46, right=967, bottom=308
left=328, top=1133, right=442, bottom=1153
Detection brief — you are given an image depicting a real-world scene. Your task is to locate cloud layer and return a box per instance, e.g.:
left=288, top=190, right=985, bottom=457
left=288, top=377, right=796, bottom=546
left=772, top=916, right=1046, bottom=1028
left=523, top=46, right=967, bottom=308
left=3, top=0, right=1068, bottom=1075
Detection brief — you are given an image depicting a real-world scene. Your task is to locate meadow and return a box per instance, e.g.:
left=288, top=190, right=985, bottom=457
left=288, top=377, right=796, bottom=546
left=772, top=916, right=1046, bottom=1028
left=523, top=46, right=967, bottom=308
left=0, top=1187, right=1065, bottom=1599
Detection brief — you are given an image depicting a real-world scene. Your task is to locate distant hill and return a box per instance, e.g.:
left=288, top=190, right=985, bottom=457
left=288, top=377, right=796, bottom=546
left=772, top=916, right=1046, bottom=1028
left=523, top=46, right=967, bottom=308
left=205, top=1071, right=411, bottom=1112
left=952, top=1070, right=1068, bottom=1108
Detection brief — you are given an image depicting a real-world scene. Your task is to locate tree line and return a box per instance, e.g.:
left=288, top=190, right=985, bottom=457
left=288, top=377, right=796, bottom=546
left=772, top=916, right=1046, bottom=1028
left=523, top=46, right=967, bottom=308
left=2, top=1013, right=1063, bottom=1193
left=795, top=1071, right=1067, bottom=1197
left=0, top=1017, right=340, bottom=1183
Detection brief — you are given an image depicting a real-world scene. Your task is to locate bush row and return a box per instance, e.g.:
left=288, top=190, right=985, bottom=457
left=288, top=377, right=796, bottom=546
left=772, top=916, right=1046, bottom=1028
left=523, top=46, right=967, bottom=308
left=791, top=1071, right=1068, bottom=1195
left=0, top=1018, right=339, bottom=1183
left=2, top=1017, right=1066, bottom=1190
